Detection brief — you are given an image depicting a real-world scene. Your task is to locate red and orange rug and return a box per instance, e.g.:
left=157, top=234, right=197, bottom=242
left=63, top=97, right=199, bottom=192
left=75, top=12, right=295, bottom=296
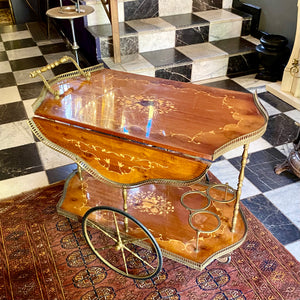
left=0, top=182, right=299, bottom=299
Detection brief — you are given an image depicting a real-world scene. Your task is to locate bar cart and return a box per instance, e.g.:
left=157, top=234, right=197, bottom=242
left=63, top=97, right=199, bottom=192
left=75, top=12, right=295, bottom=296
left=28, top=56, right=268, bottom=280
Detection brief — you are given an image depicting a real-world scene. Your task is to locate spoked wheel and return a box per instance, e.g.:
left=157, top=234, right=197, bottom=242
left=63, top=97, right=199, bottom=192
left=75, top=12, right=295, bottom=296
left=82, top=206, right=163, bottom=280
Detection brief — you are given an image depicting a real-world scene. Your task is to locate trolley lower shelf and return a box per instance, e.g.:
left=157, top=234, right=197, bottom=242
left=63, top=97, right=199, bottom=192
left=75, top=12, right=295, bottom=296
left=57, top=170, right=247, bottom=276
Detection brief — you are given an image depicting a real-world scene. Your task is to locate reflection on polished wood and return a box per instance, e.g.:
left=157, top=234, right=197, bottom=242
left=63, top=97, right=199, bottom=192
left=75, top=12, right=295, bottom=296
left=57, top=171, right=247, bottom=269
left=33, top=68, right=267, bottom=161
left=32, top=116, right=209, bottom=185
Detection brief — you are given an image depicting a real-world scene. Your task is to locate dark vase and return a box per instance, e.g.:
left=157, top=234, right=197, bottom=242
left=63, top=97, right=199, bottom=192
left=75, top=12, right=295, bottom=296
left=255, top=34, right=290, bottom=82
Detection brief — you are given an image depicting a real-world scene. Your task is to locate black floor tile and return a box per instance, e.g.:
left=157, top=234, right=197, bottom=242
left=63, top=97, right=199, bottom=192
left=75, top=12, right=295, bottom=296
left=0, top=72, right=16, bottom=88
left=258, top=91, right=295, bottom=112
left=212, top=37, right=257, bottom=55
left=39, top=42, right=70, bottom=55
left=141, top=48, right=192, bottom=68
left=202, top=79, right=249, bottom=93
left=161, top=13, right=209, bottom=28
left=9, top=56, right=48, bottom=72
left=263, top=113, right=299, bottom=146
left=4, top=38, right=36, bottom=50
left=0, top=144, right=43, bottom=180
left=242, top=194, right=300, bottom=245
left=46, top=163, right=77, bottom=184
left=0, top=101, right=28, bottom=124
left=18, top=81, right=44, bottom=100
left=51, top=62, right=78, bottom=76
left=230, top=148, right=299, bottom=193
left=88, top=23, right=137, bottom=38
left=0, top=51, right=8, bottom=61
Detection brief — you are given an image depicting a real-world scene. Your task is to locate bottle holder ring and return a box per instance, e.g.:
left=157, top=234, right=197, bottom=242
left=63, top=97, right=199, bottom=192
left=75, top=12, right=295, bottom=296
left=180, top=190, right=211, bottom=212
left=206, top=183, right=236, bottom=203
left=189, top=211, right=221, bottom=234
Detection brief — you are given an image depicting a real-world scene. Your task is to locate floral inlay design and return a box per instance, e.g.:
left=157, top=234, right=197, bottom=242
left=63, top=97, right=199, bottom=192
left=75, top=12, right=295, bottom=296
left=116, top=95, right=176, bottom=115
left=63, top=138, right=169, bottom=175
left=128, top=191, right=174, bottom=215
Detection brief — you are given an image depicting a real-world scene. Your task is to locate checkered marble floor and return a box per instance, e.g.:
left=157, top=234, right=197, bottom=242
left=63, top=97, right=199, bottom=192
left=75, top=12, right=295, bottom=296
left=1, top=23, right=300, bottom=261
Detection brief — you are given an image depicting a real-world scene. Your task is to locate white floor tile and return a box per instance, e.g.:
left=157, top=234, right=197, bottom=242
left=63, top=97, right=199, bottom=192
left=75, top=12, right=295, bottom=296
left=285, top=109, right=300, bottom=124
left=0, top=86, right=21, bottom=104
left=177, top=42, right=227, bottom=60
left=0, top=61, right=12, bottom=73
left=127, top=17, right=175, bottom=32
left=13, top=67, right=54, bottom=85
left=264, top=181, right=300, bottom=229
left=209, top=160, right=261, bottom=199
left=0, top=171, right=49, bottom=200
left=258, top=98, right=281, bottom=116
left=6, top=46, right=42, bottom=60
left=285, top=240, right=300, bottom=262
left=223, top=138, right=273, bottom=159
left=195, top=9, right=242, bottom=22
left=0, top=42, right=4, bottom=51
left=242, top=35, right=260, bottom=45
left=23, top=98, right=36, bottom=118
left=1, top=30, right=32, bottom=42
left=193, top=76, right=230, bottom=85
left=44, top=51, right=76, bottom=64
left=36, top=142, right=74, bottom=170
left=120, top=54, right=155, bottom=74
left=232, top=74, right=270, bottom=91
left=0, top=121, right=35, bottom=150
left=276, top=143, right=294, bottom=157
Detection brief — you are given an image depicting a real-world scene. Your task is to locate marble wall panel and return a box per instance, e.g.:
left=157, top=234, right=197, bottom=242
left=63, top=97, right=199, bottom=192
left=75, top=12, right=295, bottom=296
left=86, top=1, right=124, bottom=26
left=222, top=0, right=232, bottom=8
left=227, top=52, right=258, bottom=77
left=175, top=26, right=209, bottom=46
left=191, top=57, right=228, bottom=81
left=155, top=64, right=192, bottom=82
left=159, top=0, right=193, bottom=16
left=242, top=19, right=251, bottom=36
left=193, top=0, right=222, bottom=12
left=124, top=0, right=159, bottom=21
left=139, top=30, right=175, bottom=53
left=209, top=20, right=242, bottom=41
left=100, top=36, right=138, bottom=58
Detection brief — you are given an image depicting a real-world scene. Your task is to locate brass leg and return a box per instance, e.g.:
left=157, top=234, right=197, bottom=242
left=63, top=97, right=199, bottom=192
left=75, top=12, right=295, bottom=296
left=122, top=188, right=128, bottom=232
left=231, top=144, right=249, bottom=232
left=77, top=162, right=83, bottom=181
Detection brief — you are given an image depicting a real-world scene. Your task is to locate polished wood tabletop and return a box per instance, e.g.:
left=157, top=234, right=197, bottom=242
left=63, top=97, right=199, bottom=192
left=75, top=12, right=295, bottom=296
left=34, top=68, right=267, bottom=161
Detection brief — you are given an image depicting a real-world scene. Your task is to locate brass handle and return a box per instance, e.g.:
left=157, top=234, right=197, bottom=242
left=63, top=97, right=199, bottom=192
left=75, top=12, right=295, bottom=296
left=30, top=56, right=91, bottom=99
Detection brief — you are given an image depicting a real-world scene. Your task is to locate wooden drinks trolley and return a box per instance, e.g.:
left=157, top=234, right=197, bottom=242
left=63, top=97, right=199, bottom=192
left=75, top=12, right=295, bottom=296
left=28, top=56, right=268, bottom=280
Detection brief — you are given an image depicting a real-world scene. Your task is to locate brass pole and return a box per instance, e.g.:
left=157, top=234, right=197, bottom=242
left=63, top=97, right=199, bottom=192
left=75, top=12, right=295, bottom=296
left=231, top=144, right=249, bottom=232
left=122, top=188, right=128, bottom=232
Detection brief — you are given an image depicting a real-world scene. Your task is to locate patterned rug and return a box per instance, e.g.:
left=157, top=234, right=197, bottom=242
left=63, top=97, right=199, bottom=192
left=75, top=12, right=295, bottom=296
left=0, top=182, right=299, bottom=300
left=0, top=8, right=12, bottom=25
